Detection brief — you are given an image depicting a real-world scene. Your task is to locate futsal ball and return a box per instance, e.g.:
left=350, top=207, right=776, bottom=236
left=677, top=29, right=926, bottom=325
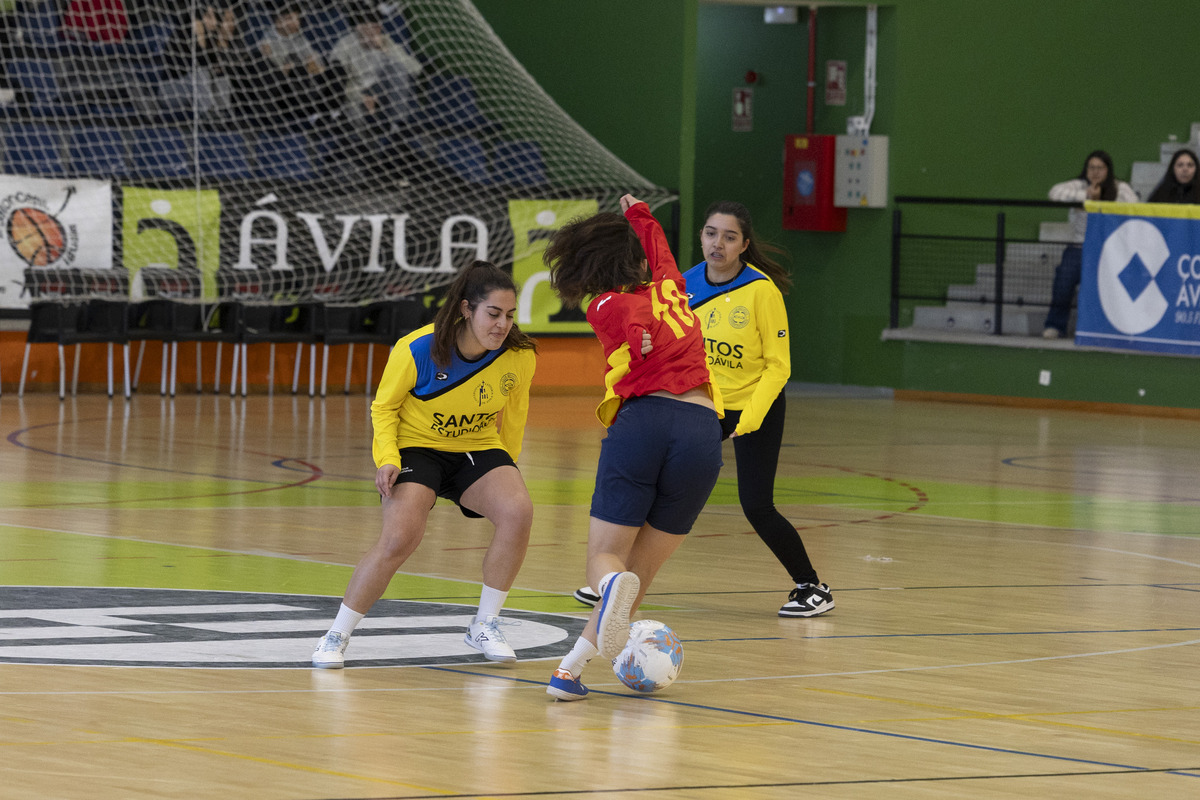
left=612, top=619, right=684, bottom=693
left=8, top=207, right=66, bottom=267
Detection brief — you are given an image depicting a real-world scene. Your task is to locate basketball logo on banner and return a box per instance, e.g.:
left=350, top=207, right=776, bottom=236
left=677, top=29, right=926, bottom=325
left=0, top=176, right=114, bottom=309
left=1096, top=218, right=1170, bottom=335
left=7, top=202, right=69, bottom=267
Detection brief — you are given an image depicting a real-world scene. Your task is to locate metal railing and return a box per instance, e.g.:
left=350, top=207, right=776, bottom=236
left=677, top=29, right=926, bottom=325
left=890, top=196, right=1083, bottom=336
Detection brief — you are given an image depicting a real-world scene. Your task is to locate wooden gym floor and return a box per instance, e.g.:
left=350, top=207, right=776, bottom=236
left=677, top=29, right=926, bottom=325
left=1, top=387, right=1197, bottom=799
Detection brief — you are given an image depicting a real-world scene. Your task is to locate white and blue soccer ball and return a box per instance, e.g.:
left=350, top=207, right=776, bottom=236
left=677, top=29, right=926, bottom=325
left=612, top=619, right=684, bottom=693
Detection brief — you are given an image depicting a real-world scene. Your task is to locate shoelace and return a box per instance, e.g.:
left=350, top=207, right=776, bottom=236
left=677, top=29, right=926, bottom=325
left=481, top=617, right=520, bottom=633
left=317, top=632, right=347, bottom=651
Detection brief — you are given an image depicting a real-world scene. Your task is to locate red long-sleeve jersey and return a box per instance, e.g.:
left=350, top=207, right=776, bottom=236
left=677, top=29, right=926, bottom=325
left=586, top=202, right=721, bottom=426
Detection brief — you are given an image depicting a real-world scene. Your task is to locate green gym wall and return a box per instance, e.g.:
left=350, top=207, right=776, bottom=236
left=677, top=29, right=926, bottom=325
left=473, top=0, right=1200, bottom=411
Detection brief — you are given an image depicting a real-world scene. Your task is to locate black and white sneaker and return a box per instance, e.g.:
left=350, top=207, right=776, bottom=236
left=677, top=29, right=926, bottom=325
left=573, top=586, right=600, bottom=607
left=779, top=583, right=834, bottom=617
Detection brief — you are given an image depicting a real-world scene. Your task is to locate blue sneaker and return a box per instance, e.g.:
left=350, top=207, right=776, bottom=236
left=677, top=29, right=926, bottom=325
left=596, top=571, right=639, bottom=660
left=547, top=668, right=588, bottom=701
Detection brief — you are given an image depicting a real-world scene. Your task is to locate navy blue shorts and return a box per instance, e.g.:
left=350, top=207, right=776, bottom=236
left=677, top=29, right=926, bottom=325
left=393, top=447, right=515, bottom=519
left=590, top=396, right=723, bottom=535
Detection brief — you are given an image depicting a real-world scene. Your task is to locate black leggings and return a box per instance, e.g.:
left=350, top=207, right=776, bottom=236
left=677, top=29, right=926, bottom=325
left=721, top=394, right=819, bottom=585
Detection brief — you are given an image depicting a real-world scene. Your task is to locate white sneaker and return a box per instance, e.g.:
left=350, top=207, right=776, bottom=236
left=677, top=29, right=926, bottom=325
left=312, top=631, right=349, bottom=668
left=465, top=616, right=516, bottom=662
left=573, top=586, right=600, bottom=607
left=596, top=571, right=639, bottom=660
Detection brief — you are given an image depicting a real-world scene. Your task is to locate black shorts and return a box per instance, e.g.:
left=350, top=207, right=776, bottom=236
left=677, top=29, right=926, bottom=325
left=392, top=447, right=516, bottom=519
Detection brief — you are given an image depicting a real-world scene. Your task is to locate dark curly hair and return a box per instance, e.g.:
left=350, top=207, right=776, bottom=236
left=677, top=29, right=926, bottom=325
left=542, top=212, right=649, bottom=308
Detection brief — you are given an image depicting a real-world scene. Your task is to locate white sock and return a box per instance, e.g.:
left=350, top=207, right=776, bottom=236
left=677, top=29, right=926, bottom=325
left=598, top=571, right=619, bottom=594
left=475, top=585, right=508, bottom=622
left=330, top=603, right=365, bottom=637
left=557, top=636, right=599, bottom=678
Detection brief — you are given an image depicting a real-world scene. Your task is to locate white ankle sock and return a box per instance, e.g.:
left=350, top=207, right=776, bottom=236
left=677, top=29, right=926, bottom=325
left=475, top=585, right=508, bottom=622
left=330, top=603, right=365, bottom=637
left=598, top=571, right=619, bottom=594
left=557, top=637, right=599, bottom=678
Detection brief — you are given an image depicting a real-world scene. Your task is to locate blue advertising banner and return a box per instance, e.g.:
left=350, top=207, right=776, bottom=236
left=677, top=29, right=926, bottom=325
left=1076, top=202, right=1200, bottom=356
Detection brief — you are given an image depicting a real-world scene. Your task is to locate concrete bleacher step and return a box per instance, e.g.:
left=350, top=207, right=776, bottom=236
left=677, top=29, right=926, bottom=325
left=1132, top=161, right=1168, bottom=201
left=912, top=301, right=1044, bottom=336
left=947, top=277, right=1051, bottom=306
left=942, top=241, right=1063, bottom=306
left=1038, top=222, right=1073, bottom=243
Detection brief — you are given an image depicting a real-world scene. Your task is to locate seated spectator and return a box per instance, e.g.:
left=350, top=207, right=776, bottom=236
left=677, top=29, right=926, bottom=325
left=253, top=4, right=342, bottom=126
left=159, top=3, right=252, bottom=120
left=1148, top=148, right=1199, bottom=204
left=62, top=0, right=129, bottom=44
left=1043, top=150, right=1138, bottom=339
left=329, top=8, right=422, bottom=135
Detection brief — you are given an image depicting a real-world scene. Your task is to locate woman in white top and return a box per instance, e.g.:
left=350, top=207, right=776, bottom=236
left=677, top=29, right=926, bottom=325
left=1043, top=150, right=1138, bottom=338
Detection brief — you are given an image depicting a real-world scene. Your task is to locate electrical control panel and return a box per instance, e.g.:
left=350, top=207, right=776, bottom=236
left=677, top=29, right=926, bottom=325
left=834, top=135, right=889, bottom=208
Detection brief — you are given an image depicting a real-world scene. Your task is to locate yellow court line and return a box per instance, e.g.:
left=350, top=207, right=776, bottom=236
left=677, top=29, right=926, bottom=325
left=0, top=520, right=563, bottom=595
left=803, top=513, right=1200, bottom=547
left=132, top=737, right=454, bottom=794
left=987, top=715, right=1200, bottom=748
left=680, top=636, right=1200, bottom=683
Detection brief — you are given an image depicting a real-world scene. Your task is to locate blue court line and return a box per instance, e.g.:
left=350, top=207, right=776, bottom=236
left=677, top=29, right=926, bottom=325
left=685, top=637, right=786, bottom=643
left=427, top=665, right=1200, bottom=779
left=797, top=626, right=1200, bottom=640
left=647, top=583, right=1200, bottom=598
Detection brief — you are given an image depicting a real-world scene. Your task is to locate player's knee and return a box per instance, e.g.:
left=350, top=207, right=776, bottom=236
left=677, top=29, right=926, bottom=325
left=491, top=495, right=534, bottom=534
left=376, top=525, right=425, bottom=561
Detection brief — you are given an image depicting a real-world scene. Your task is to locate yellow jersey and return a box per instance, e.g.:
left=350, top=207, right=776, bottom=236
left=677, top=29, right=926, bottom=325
left=682, top=262, right=790, bottom=436
left=370, top=323, right=537, bottom=468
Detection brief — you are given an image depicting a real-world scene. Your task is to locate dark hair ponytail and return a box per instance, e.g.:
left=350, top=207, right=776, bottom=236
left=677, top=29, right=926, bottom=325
left=702, top=201, right=791, bottom=294
left=431, top=261, right=536, bottom=367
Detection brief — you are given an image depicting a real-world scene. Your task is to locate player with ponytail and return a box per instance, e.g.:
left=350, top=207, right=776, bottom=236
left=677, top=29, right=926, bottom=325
left=312, top=261, right=538, bottom=667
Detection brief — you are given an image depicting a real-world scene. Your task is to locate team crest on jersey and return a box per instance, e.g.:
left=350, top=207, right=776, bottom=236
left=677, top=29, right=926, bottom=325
left=729, top=306, right=750, bottom=329
left=474, top=380, right=494, bottom=406
left=705, top=308, right=721, bottom=329
left=499, top=372, right=518, bottom=396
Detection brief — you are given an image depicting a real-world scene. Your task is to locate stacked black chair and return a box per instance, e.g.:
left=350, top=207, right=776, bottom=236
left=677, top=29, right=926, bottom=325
left=127, top=297, right=177, bottom=395
left=234, top=302, right=321, bottom=397
left=137, top=268, right=242, bottom=396
left=318, top=297, right=426, bottom=396
left=172, top=300, right=243, bottom=394
left=19, top=269, right=131, bottom=399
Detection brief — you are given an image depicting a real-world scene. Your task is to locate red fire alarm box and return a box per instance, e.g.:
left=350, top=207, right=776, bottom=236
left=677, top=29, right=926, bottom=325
left=783, top=134, right=847, bottom=232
